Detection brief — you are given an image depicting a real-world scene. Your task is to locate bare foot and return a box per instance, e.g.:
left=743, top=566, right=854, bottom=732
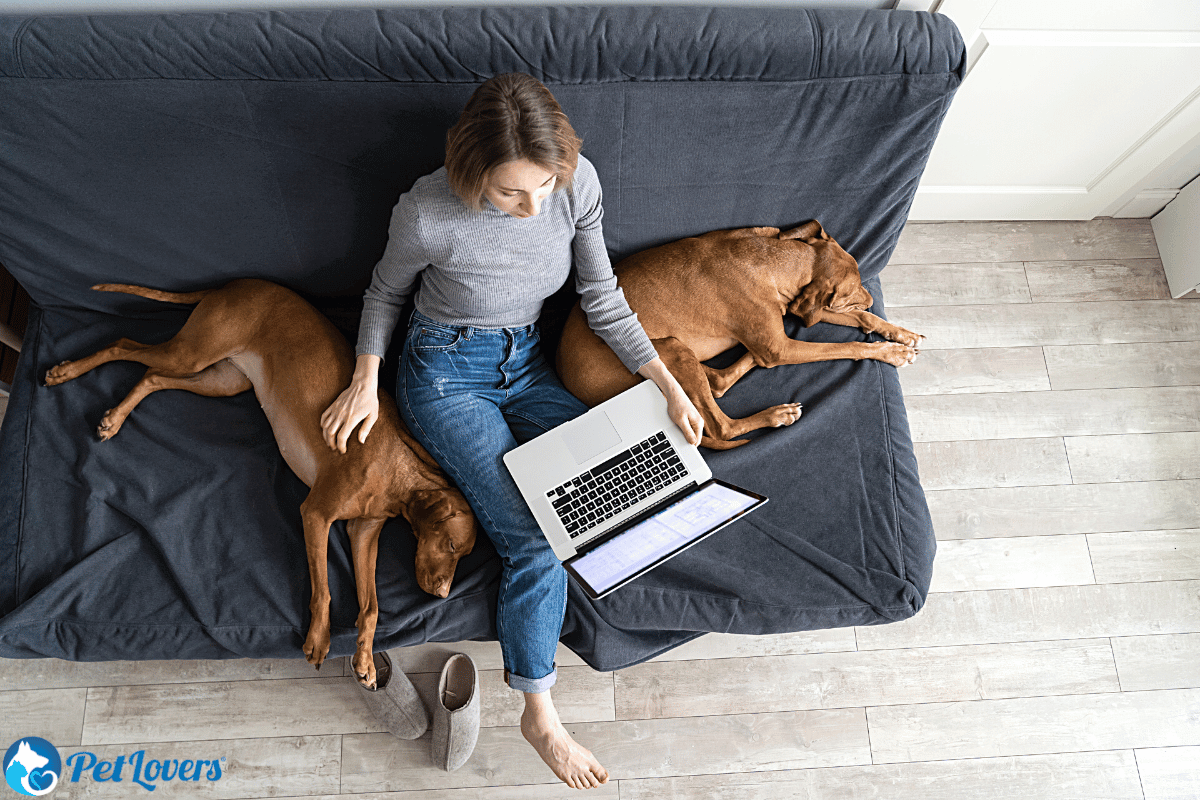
left=521, top=691, right=608, bottom=790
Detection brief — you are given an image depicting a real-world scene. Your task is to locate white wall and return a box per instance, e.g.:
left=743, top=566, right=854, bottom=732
left=1152, top=174, right=1200, bottom=297
left=911, top=0, right=1200, bottom=220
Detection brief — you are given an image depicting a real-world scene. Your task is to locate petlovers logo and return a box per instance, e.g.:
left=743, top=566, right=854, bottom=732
left=3, top=738, right=61, bottom=797
left=5, top=738, right=226, bottom=794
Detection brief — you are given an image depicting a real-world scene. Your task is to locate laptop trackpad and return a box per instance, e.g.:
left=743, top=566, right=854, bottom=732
left=562, top=411, right=621, bottom=465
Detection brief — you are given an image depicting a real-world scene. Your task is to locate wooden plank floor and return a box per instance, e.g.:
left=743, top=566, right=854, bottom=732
left=2, top=219, right=1199, bottom=799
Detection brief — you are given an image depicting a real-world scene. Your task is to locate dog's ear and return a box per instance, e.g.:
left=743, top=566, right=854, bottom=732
left=409, top=489, right=457, bottom=526
left=780, top=220, right=826, bottom=242
left=787, top=286, right=832, bottom=327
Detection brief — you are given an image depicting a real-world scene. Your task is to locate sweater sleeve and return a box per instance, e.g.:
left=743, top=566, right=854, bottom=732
left=571, top=157, right=659, bottom=374
left=356, top=192, right=428, bottom=359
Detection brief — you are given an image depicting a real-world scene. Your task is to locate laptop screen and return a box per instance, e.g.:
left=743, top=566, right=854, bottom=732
left=565, top=480, right=764, bottom=598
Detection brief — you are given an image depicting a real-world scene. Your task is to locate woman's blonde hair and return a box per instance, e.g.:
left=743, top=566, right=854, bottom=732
left=445, top=73, right=583, bottom=211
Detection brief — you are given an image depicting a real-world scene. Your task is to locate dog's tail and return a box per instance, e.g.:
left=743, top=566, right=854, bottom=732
left=92, top=284, right=212, bottom=305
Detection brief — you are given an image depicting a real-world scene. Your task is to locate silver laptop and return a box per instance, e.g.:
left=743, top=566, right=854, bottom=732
left=503, top=380, right=766, bottom=598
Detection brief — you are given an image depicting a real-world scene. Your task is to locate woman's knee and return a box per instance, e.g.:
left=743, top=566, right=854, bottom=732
left=504, top=536, right=564, bottom=575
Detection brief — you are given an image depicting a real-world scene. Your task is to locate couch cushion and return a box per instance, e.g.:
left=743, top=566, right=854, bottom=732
left=0, top=7, right=958, bottom=667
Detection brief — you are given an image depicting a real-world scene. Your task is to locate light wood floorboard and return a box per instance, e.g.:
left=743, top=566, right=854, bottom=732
left=1112, top=634, right=1200, bottom=692
left=886, top=300, right=1200, bottom=350
left=612, top=640, right=1118, bottom=719
left=924, top=480, right=1200, bottom=540
left=887, top=220, right=1159, bottom=264
left=305, top=786, right=622, bottom=800
left=619, top=752, right=1145, bottom=800
left=1044, top=341, right=1200, bottom=390
left=906, top=386, right=1200, bottom=442
left=899, top=345, right=1051, bottom=396
left=1065, top=432, right=1200, bottom=483
left=914, top=437, right=1072, bottom=490
left=867, top=688, right=1200, bottom=763
left=1087, top=530, right=1200, bottom=584
left=928, top=534, right=1096, bottom=592
left=1023, top=258, right=1172, bottom=302
left=0, top=688, right=87, bottom=748
left=855, top=581, right=1200, bottom=650
left=4, top=220, right=1199, bottom=797
left=882, top=261, right=1032, bottom=306
left=1136, top=746, right=1200, bottom=800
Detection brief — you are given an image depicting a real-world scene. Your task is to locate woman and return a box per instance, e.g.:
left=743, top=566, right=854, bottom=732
left=322, top=72, right=702, bottom=789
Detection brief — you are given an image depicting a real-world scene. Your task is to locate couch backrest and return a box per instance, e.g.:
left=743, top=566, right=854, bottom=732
left=0, top=7, right=962, bottom=312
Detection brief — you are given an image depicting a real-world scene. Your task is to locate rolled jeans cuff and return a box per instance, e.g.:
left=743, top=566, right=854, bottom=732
left=505, top=664, right=557, bottom=694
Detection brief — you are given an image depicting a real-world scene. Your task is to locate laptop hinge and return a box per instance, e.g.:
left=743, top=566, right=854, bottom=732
left=577, top=479, right=702, bottom=550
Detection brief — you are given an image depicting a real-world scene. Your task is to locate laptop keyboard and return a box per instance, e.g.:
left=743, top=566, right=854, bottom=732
left=547, top=431, right=689, bottom=539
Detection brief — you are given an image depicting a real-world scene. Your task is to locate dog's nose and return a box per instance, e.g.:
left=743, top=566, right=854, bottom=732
left=434, top=578, right=451, bottom=599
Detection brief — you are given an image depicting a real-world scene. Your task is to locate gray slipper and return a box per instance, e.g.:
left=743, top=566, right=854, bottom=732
left=431, top=653, right=480, bottom=771
left=359, top=650, right=429, bottom=740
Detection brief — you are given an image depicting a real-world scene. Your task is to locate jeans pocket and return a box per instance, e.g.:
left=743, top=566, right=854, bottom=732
left=410, top=323, right=463, bottom=352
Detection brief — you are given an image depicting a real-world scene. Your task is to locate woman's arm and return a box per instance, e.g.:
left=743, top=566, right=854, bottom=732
left=570, top=157, right=660, bottom=372
left=355, top=193, right=427, bottom=361
left=570, top=157, right=703, bottom=444
left=638, top=357, right=704, bottom=446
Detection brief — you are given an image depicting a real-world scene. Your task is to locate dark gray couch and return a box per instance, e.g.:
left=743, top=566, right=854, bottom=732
left=0, top=7, right=962, bottom=669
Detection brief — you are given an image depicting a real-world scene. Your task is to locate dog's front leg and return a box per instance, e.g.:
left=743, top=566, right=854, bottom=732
left=819, top=309, right=922, bottom=349
left=346, top=516, right=386, bottom=690
left=749, top=332, right=917, bottom=369
left=299, top=499, right=335, bottom=671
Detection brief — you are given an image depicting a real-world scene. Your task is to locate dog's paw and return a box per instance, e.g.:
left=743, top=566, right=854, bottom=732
left=353, top=650, right=377, bottom=690
left=97, top=411, right=123, bottom=440
left=44, top=360, right=76, bottom=386
left=877, top=342, right=918, bottom=367
left=303, top=629, right=331, bottom=670
left=887, top=327, right=923, bottom=348
left=766, top=402, right=803, bottom=427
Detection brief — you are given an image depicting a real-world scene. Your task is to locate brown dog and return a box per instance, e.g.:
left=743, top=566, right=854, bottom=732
left=44, top=279, right=476, bottom=688
left=557, top=221, right=921, bottom=449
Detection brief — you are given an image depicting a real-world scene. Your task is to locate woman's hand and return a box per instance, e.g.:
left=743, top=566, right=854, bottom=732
left=637, top=357, right=704, bottom=446
left=321, top=354, right=383, bottom=453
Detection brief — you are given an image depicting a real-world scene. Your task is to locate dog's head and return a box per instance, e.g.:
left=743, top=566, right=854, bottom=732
left=781, top=220, right=873, bottom=326
left=407, top=489, right=477, bottom=599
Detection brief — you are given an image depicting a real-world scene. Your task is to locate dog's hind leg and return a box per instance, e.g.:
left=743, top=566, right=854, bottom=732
left=45, top=338, right=156, bottom=386
left=703, top=352, right=757, bottom=398
left=346, top=516, right=386, bottom=690
left=47, top=297, right=250, bottom=388
left=97, top=359, right=251, bottom=440
left=654, top=337, right=802, bottom=450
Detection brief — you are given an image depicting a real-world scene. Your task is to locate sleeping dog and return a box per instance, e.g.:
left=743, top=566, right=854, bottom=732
left=557, top=221, right=921, bottom=448
left=45, top=279, right=477, bottom=689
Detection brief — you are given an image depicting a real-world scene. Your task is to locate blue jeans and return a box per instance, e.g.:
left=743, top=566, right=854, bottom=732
left=397, top=311, right=589, bottom=693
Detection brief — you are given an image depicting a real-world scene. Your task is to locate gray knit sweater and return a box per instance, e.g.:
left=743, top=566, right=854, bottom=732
left=356, top=155, right=658, bottom=374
